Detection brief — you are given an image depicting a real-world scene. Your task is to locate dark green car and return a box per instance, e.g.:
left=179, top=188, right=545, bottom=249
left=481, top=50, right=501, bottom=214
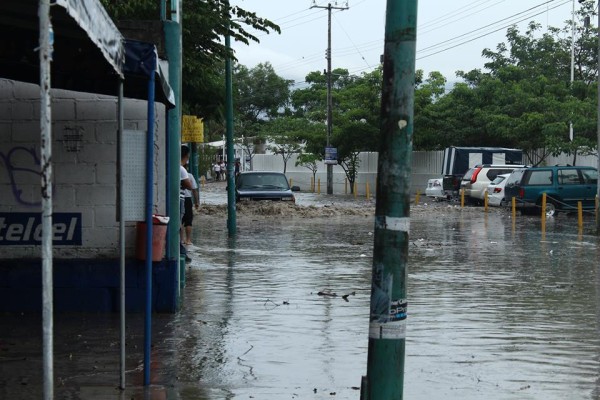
left=503, top=166, right=598, bottom=216
left=235, top=171, right=299, bottom=203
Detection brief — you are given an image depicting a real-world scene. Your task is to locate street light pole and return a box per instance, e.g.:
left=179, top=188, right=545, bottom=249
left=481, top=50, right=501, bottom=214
left=311, top=2, right=348, bottom=195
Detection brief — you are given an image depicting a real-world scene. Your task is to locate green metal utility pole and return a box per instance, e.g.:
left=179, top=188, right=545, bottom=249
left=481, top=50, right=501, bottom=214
left=225, top=1, right=237, bottom=236
left=163, top=2, right=183, bottom=261
left=362, top=1, right=418, bottom=399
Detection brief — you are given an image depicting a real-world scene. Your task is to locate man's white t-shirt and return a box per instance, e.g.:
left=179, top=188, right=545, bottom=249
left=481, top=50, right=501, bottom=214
left=184, top=172, right=197, bottom=198
left=180, top=165, right=188, bottom=200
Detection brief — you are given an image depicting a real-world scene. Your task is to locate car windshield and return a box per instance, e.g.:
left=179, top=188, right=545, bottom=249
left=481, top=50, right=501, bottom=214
left=237, top=173, right=289, bottom=190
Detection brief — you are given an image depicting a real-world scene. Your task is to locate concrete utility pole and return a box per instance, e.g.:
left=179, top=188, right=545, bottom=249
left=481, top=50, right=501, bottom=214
left=361, top=1, right=418, bottom=399
left=310, top=1, right=348, bottom=195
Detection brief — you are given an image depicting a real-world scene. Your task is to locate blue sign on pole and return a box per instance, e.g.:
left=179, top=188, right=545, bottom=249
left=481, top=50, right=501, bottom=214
left=0, top=212, right=82, bottom=245
left=325, top=146, right=338, bottom=165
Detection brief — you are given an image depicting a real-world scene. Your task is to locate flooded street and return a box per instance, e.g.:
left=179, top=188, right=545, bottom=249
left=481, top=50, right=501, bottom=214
left=2, top=186, right=600, bottom=399
left=171, top=189, right=600, bottom=399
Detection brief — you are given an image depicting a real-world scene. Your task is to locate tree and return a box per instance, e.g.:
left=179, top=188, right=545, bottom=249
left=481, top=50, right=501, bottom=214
left=295, top=153, right=320, bottom=191
left=414, top=17, right=600, bottom=163
left=263, top=117, right=312, bottom=174
left=231, top=62, right=294, bottom=161
left=290, top=67, right=383, bottom=189
left=100, top=0, right=280, bottom=123
left=333, top=120, right=379, bottom=194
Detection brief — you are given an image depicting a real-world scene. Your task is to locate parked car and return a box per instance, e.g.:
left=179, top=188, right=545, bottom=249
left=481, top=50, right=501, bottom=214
left=235, top=171, right=299, bottom=203
left=503, top=165, right=598, bottom=216
left=425, top=178, right=446, bottom=199
left=486, top=173, right=511, bottom=206
left=460, top=164, right=527, bottom=205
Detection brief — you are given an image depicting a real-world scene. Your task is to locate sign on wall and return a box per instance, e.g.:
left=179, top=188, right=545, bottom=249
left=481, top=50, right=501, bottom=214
left=0, top=212, right=82, bottom=245
left=182, top=115, right=204, bottom=143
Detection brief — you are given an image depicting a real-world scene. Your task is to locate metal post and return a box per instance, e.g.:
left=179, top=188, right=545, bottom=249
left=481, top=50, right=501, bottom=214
left=225, top=1, right=237, bottom=236
left=39, top=2, right=54, bottom=399
left=117, top=80, right=126, bottom=390
left=143, top=56, right=156, bottom=386
left=163, top=2, right=183, bottom=262
left=597, top=0, right=600, bottom=232
left=362, top=1, right=418, bottom=399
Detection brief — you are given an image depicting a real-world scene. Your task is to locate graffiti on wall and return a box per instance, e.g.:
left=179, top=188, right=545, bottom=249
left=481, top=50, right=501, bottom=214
left=0, top=146, right=41, bottom=207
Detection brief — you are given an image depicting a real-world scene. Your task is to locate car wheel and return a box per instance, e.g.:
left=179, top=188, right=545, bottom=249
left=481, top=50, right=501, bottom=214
left=544, top=201, right=558, bottom=217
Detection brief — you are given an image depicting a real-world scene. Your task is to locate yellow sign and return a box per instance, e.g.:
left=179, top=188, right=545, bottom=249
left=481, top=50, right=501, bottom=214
left=182, top=115, right=204, bottom=143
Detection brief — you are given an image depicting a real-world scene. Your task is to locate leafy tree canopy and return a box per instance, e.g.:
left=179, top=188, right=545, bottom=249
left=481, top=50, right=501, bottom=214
left=100, top=0, right=280, bottom=123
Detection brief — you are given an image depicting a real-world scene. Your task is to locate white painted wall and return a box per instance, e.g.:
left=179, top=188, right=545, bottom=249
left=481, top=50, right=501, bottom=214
left=0, top=79, right=167, bottom=258
left=251, top=151, right=445, bottom=195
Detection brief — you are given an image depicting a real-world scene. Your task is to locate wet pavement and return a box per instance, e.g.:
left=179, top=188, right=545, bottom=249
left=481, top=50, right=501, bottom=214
left=2, top=183, right=600, bottom=399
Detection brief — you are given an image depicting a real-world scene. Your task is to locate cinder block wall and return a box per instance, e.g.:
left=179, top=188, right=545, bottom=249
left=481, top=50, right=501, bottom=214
left=252, top=151, right=445, bottom=195
left=0, top=79, right=166, bottom=258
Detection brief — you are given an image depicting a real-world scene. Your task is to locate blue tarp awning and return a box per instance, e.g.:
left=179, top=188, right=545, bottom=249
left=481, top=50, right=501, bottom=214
left=124, top=39, right=176, bottom=108
left=0, top=0, right=174, bottom=106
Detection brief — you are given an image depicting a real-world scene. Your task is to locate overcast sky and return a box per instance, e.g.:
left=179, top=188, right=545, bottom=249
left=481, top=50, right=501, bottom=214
left=230, top=0, right=575, bottom=86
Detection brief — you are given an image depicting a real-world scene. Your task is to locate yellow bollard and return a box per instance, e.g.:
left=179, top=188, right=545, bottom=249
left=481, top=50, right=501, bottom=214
left=354, top=182, right=358, bottom=199
left=511, top=196, right=516, bottom=219
left=366, top=182, right=371, bottom=200
left=484, top=190, right=488, bottom=212
left=415, top=190, right=420, bottom=205
left=460, top=188, right=465, bottom=208
left=541, top=193, right=547, bottom=237
left=311, top=176, right=315, bottom=193
left=345, top=179, right=348, bottom=195
left=594, top=196, right=598, bottom=226
left=289, top=178, right=292, bottom=187
left=578, top=201, right=583, bottom=230
left=318, top=178, right=321, bottom=194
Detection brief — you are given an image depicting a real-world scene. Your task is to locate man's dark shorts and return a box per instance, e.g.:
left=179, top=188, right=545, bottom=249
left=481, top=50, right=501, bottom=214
left=182, top=197, right=193, bottom=227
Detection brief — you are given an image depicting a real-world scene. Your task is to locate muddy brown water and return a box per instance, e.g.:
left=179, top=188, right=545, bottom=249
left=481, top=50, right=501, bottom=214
left=2, top=197, right=600, bottom=399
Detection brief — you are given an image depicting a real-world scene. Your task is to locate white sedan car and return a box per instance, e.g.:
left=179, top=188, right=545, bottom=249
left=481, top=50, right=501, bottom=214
left=425, top=178, right=445, bottom=199
left=486, top=173, right=510, bottom=206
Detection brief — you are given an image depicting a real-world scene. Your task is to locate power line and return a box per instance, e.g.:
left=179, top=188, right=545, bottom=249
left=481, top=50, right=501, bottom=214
left=417, top=0, right=571, bottom=60
left=419, top=0, right=564, bottom=53
left=233, top=0, right=573, bottom=94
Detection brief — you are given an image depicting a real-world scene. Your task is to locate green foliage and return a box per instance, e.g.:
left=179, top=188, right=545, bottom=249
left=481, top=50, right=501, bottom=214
left=262, top=117, right=316, bottom=173
left=100, top=0, right=280, bottom=125
left=413, top=17, right=599, bottom=160
left=295, top=153, right=320, bottom=186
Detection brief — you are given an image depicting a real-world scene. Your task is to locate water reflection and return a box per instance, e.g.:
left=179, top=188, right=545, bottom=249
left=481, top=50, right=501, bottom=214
left=168, top=210, right=600, bottom=399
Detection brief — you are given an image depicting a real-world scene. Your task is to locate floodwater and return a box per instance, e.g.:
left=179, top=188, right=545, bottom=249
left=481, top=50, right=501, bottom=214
left=172, top=206, right=600, bottom=400
left=2, top=188, right=600, bottom=399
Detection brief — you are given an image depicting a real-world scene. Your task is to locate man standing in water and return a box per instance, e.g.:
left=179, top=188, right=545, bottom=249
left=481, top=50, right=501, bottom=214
left=180, top=145, right=193, bottom=262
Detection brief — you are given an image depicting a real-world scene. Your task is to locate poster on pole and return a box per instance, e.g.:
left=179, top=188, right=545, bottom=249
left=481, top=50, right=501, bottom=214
left=324, top=146, right=338, bottom=165
left=182, top=115, right=204, bottom=143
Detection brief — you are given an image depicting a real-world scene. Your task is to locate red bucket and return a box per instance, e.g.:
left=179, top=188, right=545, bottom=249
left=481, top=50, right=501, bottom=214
left=135, top=217, right=168, bottom=261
